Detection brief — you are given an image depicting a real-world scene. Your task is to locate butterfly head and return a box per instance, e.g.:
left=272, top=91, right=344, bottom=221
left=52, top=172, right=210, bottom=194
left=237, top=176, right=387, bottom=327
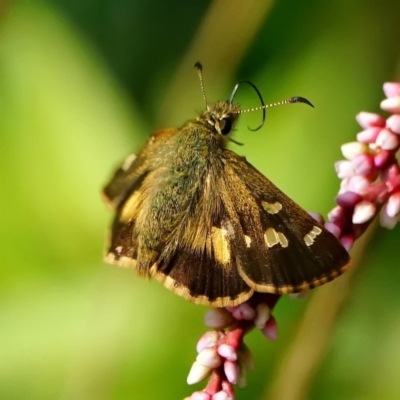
left=200, top=101, right=240, bottom=136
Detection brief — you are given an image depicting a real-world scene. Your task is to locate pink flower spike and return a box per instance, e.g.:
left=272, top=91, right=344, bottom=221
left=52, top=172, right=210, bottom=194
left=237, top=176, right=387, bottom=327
left=380, top=97, right=400, bottom=113
left=197, top=331, right=220, bottom=353
left=231, top=302, right=256, bottom=320
left=386, top=114, right=400, bottom=135
left=262, top=316, right=278, bottom=341
left=324, top=221, right=341, bottom=238
left=352, top=200, right=376, bottom=224
left=383, top=82, right=400, bottom=98
left=204, top=309, right=234, bottom=329
left=356, top=112, right=386, bottom=129
left=351, top=153, right=374, bottom=176
left=191, top=392, right=211, bottom=400
left=340, top=234, right=355, bottom=251
left=341, top=142, right=368, bottom=160
left=335, top=160, right=355, bottom=179
left=212, top=391, right=232, bottom=400
left=218, top=344, right=237, bottom=361
left=374, top=149, right=391, bottom=168
left=224, top=360, right=239, bottom=384
left=196, top=347, right=222, bottom=369
left=386, top=192, right=400, bottom=218
left=356, top=127, right=382, bottom=143
left=335, top=191, right=363, bottom=208
left=380, top=209, right=398, bottom=229
left=376, top=128, right=399, bottom=150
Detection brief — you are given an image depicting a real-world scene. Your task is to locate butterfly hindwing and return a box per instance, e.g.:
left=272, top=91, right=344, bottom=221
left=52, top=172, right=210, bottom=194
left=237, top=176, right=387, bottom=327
left=220, top=150, right=351, bottom=294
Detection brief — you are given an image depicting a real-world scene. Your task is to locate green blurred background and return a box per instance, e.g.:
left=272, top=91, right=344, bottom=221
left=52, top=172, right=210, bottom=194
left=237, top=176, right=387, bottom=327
left=1, top=1, right=400, bottom=399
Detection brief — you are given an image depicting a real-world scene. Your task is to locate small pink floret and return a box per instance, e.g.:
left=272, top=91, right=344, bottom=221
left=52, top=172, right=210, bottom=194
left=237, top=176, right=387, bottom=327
left=376, top=128, right=399, bottom=150
left=380, top=97, right=400, bottom=114
left=212, top=391, right=232, bottom=400
left=386, top=114, right=400, bottom=135
left=191, top=391, right=211, bottom=400
left=383, top=82, right=400, bottom=98
left=386, top=191, right=400, bottom=218
left=356, top=127, right=382, bottom=143
left=356, top=112, right=386, bottom=129
left=262, top=316, right=278, bottom=341
left=217, top=344, right=237, bottom=361
left=224, top=360, right=239, bottom=385
left=352, top=200, right=376, bottom=224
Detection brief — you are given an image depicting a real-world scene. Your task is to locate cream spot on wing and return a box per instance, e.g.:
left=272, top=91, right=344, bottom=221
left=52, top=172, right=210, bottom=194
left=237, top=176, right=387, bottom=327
left=304, top=226, right=322, bottom=246
left=211, top=227, right=230, bottom=264
left=245, top=235, right=252, bottom=248
left=120, top=191, right=141, bottom=222
left=122, top=154, right=137, bottom=171
left=262, top=201, right=282, bottom=214
left=264, top=228, right=289, bottom=248
left=115, top=246, right=123, bottom=255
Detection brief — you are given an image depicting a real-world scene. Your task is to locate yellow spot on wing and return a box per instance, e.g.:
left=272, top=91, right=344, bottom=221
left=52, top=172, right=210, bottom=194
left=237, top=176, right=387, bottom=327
left=120, top=191, right=141, bottom=222
left=262, top=201, right=282, bottom=214
left=264, top=228, right=288, bottom=248
left=304, top=226, right=322, bottom=246
left=211, top=227, right=230, bottom=264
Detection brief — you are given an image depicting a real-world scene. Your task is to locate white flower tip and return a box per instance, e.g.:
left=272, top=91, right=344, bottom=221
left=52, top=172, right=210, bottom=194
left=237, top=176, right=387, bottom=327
left=376, top=128, right=399, bottom=150
left=380, top=209, right=398, bottom=230
left=190, top=391, right=211, bottom=400
left=187, top=362, right=212, bottom=385
left=352, top=200, right=376, bottom=224
left=335, top=160, right=355, bottom=179
left=341, top=142, right=367, bottom=160
left=380, top=97, right=400, bottom=113
left=254, top=303, right=271, bottom=329
left=212, top=391, right=232, bottom=400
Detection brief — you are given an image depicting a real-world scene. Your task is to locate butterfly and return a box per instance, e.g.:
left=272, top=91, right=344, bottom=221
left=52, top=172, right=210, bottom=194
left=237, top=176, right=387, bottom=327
left=102, top=63, right=350, bottom=307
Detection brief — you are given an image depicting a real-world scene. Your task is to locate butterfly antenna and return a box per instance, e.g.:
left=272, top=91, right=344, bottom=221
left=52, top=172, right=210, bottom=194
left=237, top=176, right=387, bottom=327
left=194, top=62, right=208, bottom=108
left=229, top=80, right=266, bottom=131
left=238, top=96, right=314, bottom=116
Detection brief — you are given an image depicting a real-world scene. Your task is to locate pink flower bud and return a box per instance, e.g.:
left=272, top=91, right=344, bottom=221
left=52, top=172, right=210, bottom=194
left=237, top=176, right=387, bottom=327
left=191, top=392, right=211, bottom=400
left=374, top=149, right=391, bottom=168
left=352, top=200, right=376, bottom=224
left=230, top=302, right=256, bottom=321
left=217, top=344, right=237, bottom=361
left=324, top=222, right=341, bottom=238
left=383, top=82, right=400, bottom=98
left=356, top=112, right=386, bottom=129
left=335, top=160, right=355, bottom=178
left=356, top=127, right=381, bottom=143
left=224, top=360, right=239, bottom=384
left=380, top=96, right=400, bottom=113
left=351, top=153, right=374, bottom=175
left=336, top=191, right=363, bottom=208
left=386, top=191, right=400, bottom=218
left=254, top=303, right=271, bottom=329
left=340, top=234, right=355, bottom=251
left=386, top=114, right=400, bottom=135
left=376, top=128, right=399, bottom=150
left=212, top=391, right=232, bottom=400
left=344, top=175, right=370, bottom=194
left=196, top=347, right=222, bottom=369
left=196, top=331, right=220, bottom=353
left=262, top=316, right=278, bottom=341
left=380, top=209, right=398, bottom=229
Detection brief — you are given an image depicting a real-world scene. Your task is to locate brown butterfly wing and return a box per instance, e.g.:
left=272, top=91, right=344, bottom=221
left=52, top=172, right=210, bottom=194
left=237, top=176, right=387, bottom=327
left=219, top=149, right=351, bottom=294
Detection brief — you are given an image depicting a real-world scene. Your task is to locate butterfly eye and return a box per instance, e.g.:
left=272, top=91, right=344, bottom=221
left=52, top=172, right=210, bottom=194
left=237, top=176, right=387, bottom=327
left=219, top=118, right=232, bottom=135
